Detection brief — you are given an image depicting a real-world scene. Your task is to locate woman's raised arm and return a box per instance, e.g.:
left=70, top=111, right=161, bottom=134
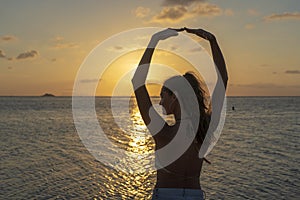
left=131, top=29, right=178, bottom=126
left=184, top=28, right=228, bottom=88
left=184, top=28, right=228, bottom=158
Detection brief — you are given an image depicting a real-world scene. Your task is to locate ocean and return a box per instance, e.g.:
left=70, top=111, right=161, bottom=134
left=1, top=96, right=299, bottom=199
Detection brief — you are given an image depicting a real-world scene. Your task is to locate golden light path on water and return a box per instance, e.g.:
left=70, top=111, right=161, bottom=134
left=96, top=98, right=158, bottom=199
left=128, top=104, right=150, bottom=153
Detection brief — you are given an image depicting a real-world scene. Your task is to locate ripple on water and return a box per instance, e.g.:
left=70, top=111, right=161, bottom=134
left=1, top=97, right=299, bottom=199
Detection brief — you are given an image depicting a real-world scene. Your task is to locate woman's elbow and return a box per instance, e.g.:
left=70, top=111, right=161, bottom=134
left=223, top=75, right=228, bottom=89
left=131, top=76, right=145, bottom=89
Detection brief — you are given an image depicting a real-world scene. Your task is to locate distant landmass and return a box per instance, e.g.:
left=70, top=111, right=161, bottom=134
left=41, top=93, right=55, bottom=97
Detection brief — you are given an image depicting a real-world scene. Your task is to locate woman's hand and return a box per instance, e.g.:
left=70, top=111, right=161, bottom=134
left=151, top=28, right=178, bottom=41
left=184, top=27, right=216, bottom=42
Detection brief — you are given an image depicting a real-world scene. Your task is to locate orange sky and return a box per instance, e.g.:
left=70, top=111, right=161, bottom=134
left=1, top=0, right=299, bottom=96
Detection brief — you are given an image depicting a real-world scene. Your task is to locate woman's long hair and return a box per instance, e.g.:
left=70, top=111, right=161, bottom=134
left=163, top=72, right=211, bottom=145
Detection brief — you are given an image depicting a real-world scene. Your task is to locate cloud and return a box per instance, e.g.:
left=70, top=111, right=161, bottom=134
left=170, top=45, right=179, bottom=51
left=16, top=50, right=38, bottom=60
left=162, top=0, right=205, bottom=6
left=107, top=45, right=127, bottom=52
left=152, top=5, right=188, bottom=23
left=133, top=6, right=151, bottom=18
left=285, top=70, right=300, bottom=74
left=191, top=3, right=222, bottom=16
left=0, top=50, right=6, bottom=58
left=245, top=23, right=255, bottom=29
left=53, top=42, right=79, bottom=49
left=264, top=12, right=300, bottom=21
left=134, top=0, right=225, bottom=24
left=107, top=44, right=145, bottom=53
left=51, top=36, right=79, bottom=49
left=150, top=2, right=223, bottom=24
left=1, top=35, right=18, bottom=41
left=113, top=46, right=124, bottom=51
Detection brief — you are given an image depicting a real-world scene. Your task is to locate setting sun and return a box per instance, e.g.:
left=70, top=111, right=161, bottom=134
left=96, top=47, right=211, bottom=96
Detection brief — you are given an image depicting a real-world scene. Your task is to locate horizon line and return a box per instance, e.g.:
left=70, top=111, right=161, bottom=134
left=0, top=95, right=299, bottom=98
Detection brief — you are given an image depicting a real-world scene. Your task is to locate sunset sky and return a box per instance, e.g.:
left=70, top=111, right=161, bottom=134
left=1, top=0, right=300, bottom=96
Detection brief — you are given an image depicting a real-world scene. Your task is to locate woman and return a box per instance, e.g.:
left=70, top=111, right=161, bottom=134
left=132, top=27, right=228, bottom=199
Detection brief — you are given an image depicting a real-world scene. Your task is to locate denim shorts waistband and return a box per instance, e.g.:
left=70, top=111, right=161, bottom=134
left=153, top=188, right=203, bottom=196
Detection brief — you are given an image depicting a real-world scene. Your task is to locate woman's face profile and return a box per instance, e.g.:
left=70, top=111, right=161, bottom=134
left=159, top=88, right=174, bottom=115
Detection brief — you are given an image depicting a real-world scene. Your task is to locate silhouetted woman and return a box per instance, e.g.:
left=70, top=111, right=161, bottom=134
left=132, top=27, right=228, bottom=200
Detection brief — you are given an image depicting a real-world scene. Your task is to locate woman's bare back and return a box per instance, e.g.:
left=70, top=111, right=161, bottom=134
left=154, top=123, right=203, bottom=189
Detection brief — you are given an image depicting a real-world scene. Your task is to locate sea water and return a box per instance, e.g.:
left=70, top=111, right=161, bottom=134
left=1, top=96, right=299, bottom=199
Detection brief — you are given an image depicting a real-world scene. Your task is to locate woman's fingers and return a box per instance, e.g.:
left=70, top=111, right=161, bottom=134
left=169, top=28, right=185, bottom=32
left=151, top=27, right=215, bottom=41
left=184, top=27, right=215, bottom=41
left=184, top=27, right=196, bottom=33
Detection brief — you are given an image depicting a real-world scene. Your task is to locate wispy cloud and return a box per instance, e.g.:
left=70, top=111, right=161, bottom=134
left=53, top=43, right=79, bottom=49
left=107, top=45, right=142, bottom=52
left=16, top=50, right=38, bottom=60
left=51, top=36, right=79, bottom=49
left=191, top=3, right=222, bottom=16
left=264, top=12, right=300, bottom=21
left=107, top=45, right=127, bottom=52
left=113, top=45, right=124, bottom=51
left=1, top=35, right=18, bottom=42
left=285, top=70, right=300, bottom=74
left=150, top=2, right=223, bottom=24
left=133, top=0, right=227, bottom=24
left=170, top=45, right=179, bottom=51
left=151, top=5, right=189, bottom=23
left=162, top=0, right=205, bottom=6
left=0, top=50, right=6, bottom=58
left=133, top=6, right=151, bottom=18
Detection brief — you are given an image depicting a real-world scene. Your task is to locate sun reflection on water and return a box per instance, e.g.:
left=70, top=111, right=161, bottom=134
left=127, top=101, right=154, bottom=154
left=97, top=98, right=156, bottom=199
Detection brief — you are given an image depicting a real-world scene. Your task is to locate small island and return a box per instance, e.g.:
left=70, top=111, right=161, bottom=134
left=41, top=93, right=55, bottom=97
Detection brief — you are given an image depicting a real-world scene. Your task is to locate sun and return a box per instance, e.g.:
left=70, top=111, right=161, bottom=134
left=96, top=49, right=199, bottom=96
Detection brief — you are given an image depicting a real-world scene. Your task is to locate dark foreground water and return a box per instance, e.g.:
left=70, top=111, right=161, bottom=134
left=1, top=97, right=299, bottom=199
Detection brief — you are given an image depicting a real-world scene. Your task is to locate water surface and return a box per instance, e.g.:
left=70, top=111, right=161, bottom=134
left=1, top=96, right=299, bottom=199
